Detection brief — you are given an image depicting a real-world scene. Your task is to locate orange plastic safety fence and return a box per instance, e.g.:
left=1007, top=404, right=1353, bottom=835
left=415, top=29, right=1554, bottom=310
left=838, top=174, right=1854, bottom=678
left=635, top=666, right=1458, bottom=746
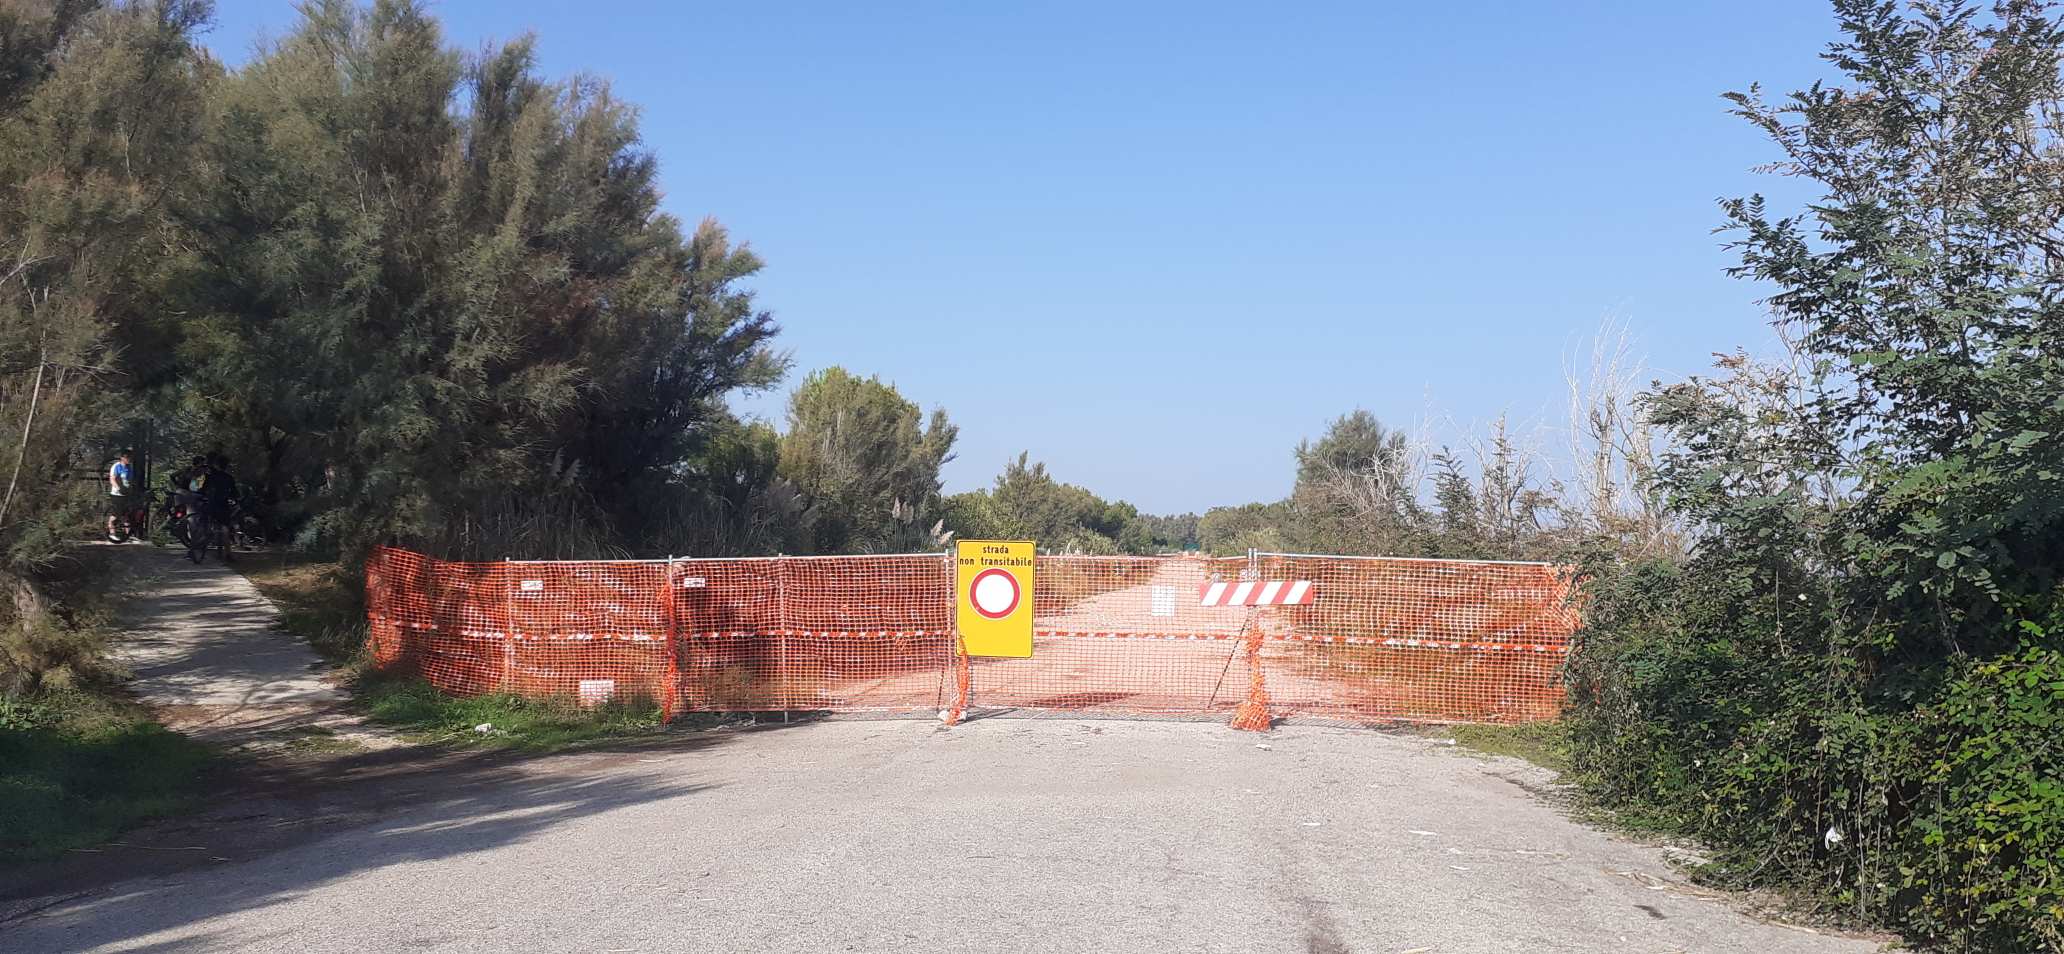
left=1244, top=553, right=1579, bottom=724
left=364, top=546, right=1578, bottom=727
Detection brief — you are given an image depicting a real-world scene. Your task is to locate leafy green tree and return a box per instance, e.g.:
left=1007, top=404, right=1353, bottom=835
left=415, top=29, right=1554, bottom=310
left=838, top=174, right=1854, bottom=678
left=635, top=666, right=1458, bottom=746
left=1568, top=4, right=2064, bottom=948
left=939, top=489, right=1004, bottom=543
left=946, top=453, right=1157, bottom=554
left=0, top=0, right=210, bottom=567
left=1196, top=501, right=1291, bottom=556
left=668, top=417, right=812, bottom=555
left=1428, top=450, right=1479, bottom=550
left=175, top=0, right=782, bottom=559
left=778, top=367, right=954, bottom=553
left=1285, top=410, right=1428, bottom=554
left=1425, top=419, right=1560, bottom=559
left=0, top=0, right=211, bottom=688
left=1197, top=412, right=1562, bottom=559
left=1133, top=511, right=1201, bottom=552
left=1719, top=0, right=2064, bottom=654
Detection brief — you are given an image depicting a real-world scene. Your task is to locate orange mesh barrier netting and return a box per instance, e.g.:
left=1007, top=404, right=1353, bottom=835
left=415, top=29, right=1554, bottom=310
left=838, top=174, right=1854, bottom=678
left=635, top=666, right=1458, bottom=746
left=365, top=546, right=1579, bottom=727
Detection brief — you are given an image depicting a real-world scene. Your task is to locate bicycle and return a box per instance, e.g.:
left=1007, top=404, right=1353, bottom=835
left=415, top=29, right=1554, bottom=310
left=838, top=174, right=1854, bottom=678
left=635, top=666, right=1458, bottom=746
left=183, top=508, right=213, bottom=564
left=106, top=492, right=152, bottom=544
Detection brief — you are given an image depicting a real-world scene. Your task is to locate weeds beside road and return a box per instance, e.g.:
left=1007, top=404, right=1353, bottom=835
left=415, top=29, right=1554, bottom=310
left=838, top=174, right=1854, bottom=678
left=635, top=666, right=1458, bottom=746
left=1447, top=721, right=1569, bottom=773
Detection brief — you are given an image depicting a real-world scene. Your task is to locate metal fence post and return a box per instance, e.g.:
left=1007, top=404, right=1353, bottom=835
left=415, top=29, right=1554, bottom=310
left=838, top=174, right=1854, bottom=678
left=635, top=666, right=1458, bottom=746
left=949, top=547, right=961, bottom=713
left=499, top=556, right=516, bottom=693
left=662, top=555, right=679, bottom=719
left=777, top=558, right=789, bottom=723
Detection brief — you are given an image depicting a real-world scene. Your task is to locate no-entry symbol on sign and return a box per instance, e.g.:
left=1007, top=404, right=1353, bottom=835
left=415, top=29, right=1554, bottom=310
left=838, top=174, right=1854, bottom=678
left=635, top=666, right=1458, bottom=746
left=956, top=539, right=1035, bottom=657
left=968, top=568, right=1021, bottom=619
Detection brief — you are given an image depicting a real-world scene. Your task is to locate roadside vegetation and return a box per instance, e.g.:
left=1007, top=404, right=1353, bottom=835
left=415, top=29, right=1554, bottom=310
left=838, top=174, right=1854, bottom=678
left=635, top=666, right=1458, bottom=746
left=1447, top=722, right=1569, bottom=775
left=352, top=676, right=667, bottom=750
left=1560, top=5, right=2064, bottom=951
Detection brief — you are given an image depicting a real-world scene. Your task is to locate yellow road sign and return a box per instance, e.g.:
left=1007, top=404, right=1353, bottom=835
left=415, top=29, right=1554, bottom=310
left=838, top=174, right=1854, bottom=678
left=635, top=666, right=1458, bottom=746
left=956, top=539, right=1035, bottom=658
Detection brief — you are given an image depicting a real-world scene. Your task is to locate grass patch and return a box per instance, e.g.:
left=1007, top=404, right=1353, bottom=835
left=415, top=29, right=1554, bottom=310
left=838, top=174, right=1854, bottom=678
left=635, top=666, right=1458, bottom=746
left=0, top=689, right=219, bottom=865
left=355, top=674, right=667, bottom=749
left=236, top=551, right=368, bottom=665
left=1448, top=720, right=1569, bottom=773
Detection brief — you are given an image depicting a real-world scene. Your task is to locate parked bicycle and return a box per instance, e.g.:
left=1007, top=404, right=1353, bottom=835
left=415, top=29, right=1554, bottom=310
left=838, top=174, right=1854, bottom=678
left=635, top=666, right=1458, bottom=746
left=105, top=491, right=152, bottom=544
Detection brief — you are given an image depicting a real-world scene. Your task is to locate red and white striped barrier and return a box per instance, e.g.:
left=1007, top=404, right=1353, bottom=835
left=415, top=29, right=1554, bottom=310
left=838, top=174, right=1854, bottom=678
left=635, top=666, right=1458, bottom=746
left=1198, top=580, right=1315, bottom=606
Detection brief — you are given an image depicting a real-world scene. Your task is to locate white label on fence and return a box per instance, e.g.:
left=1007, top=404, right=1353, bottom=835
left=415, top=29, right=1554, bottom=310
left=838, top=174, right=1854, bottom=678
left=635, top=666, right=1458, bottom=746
left=1151, top=585, right=1176, bottom=617
left=519, top=580, right=543, bottom=592
left=680, top=576, right=707, bottom=588
left=578, top=679, right=616, bottom=706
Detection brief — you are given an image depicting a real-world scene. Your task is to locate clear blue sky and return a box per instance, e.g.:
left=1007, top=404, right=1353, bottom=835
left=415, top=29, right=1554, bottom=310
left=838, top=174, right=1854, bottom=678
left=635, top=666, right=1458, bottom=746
left=201, top=1, right=1838, bottom=515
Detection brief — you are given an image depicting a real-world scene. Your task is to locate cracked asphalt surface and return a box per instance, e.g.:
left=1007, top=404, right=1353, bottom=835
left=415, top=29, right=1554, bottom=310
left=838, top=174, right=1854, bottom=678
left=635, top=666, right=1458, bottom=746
left=2, top=714, right=1882, bottom=953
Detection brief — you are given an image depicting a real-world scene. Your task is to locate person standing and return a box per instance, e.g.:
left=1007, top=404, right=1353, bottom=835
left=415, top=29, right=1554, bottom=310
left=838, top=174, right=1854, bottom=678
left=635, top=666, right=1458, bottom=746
left=196, top=455, right=239, bottom=563
left=105, top=449, right=135, bottom=540
left=167, top=456, right=203, bottom=498
left=163, top=455, right=205, bottom=546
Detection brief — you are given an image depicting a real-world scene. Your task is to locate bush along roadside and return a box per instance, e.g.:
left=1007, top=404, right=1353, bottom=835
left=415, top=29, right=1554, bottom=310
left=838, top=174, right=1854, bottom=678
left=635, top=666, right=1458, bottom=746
left=1569, top=600, right=2063, bottom=951
left=1560, top=7, right=2064, bottom=951
left=1907, top=633, right=2064, bottom=947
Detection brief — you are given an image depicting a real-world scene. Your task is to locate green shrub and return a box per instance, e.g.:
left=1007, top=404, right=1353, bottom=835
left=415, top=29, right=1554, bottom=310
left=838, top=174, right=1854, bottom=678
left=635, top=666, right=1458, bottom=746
left=1905, top=633, right=2064, bottom=949
left=0, top=552, right=120, bottom=695
left=0, top=613, right=110, bottom=694
left=1568, top=565, right=2064, bottom=951
left=1562, top=7, right=2064, bottom=949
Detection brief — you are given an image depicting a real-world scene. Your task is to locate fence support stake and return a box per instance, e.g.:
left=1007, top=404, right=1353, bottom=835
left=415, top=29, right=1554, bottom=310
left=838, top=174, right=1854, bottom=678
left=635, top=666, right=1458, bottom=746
left=500, top=558, right=517, bottom=693
left=1229, top=553, right=1271, bottom=731
left=661, top=556, right=679, bottom=721
left=777, top=560, right=789, bottom=722
left=944, top=548, right=969, bottom=726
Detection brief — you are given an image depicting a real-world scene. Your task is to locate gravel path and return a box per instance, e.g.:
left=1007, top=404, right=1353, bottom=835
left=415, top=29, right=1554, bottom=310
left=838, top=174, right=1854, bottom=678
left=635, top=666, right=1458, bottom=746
left=102, top=543, right=388, bottom=749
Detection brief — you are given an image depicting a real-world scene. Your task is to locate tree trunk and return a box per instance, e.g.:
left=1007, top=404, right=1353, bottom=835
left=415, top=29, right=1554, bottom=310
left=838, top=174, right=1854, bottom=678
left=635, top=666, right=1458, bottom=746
left=0, top=352, right=48, bottom=533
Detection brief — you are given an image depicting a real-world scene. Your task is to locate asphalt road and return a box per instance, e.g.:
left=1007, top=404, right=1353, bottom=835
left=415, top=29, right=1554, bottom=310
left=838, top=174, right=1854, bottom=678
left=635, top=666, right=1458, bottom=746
left=2, top=715, right=1881, bottom=954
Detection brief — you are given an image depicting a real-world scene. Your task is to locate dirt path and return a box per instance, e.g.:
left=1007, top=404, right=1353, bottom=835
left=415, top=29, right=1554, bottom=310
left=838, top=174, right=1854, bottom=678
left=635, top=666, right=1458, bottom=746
left=102, top=543, right=391, bottom=752
left=967, top=560, right=1352, bottom=715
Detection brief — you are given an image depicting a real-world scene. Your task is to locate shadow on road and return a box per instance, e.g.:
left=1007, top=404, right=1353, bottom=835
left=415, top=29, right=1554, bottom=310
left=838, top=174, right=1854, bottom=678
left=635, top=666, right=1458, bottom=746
left=0, top=726, right=778, bottom=952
